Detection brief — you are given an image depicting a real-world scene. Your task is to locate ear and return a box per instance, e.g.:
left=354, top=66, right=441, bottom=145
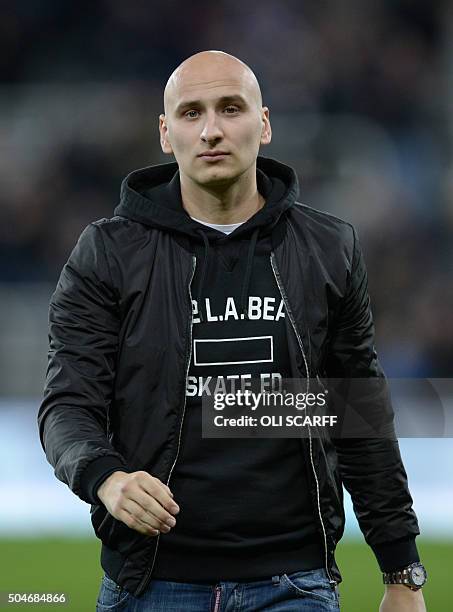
left=159, top=114, right=173, bottom=154
left=260, top=107, right=272, bottom=146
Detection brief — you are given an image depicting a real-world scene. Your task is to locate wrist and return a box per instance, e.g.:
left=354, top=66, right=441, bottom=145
left=384, top=585, right=423, bottom=594
left=384, top=584, right=425, bottom=602
left=97, top=470, right=128, bottom=503
left=80, top=455, right=129, bottom=504
left=383, top=562, right=427, bottom=591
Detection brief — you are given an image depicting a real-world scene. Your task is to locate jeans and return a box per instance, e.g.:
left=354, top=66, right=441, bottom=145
left=96, top=567, right=340, bottom=611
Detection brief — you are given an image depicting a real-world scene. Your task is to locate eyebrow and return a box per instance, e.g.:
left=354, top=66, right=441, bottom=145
left=174, top=95, right=248, bottom=114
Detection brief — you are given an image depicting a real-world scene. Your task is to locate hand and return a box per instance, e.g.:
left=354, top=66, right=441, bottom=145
left=97, top=470, right=180, bottom=537
left=379, top=585, right=426, bottom=612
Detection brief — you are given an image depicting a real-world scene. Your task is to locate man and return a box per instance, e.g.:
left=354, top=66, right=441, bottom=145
left=38, top=51, right=427, bottom=611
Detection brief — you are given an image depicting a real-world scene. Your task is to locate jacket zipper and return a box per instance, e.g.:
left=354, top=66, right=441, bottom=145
left=270, top=252, right=336, bottom=587
left=213, top=585, right=221, bottom=612
left=136, top=255, right=197, bottom=596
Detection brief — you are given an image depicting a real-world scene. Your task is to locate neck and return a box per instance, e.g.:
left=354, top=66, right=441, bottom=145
left=179, top=164, right=264, bottom=224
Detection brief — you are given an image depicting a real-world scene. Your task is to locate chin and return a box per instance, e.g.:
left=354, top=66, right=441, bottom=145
left=197, top=168, right=239, bottom=188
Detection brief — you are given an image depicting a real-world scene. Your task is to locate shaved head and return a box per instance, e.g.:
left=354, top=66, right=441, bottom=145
left=163, top=50, right=263, bottom=114
left=158, top=49, right=271, bottom=194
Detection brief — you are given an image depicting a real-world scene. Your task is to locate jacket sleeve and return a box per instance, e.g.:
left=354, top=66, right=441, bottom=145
left=325, top=225, right=420, bottom=572
left=38, top=222, right=129, bottom=505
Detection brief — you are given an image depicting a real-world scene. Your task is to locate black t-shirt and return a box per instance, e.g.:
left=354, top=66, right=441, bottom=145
left=152, top=230, right=323, bottom=582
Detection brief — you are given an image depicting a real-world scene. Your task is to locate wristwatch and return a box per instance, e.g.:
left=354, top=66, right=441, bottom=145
left=383, top=562, right=427, bottom=591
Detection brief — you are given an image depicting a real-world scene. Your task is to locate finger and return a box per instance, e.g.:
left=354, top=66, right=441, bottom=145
left=125, top=472, right=179, bottom=513
left=157, top=479, right=174, bottom=498
left=118, top=507, right=160, bottom=537
left=139, top=476, right=180, bottom=515
left=149, top=475, right=174, bottom=497
left=131, top=490, right=178, bottom=528
left=136, top=471, right=173, bottom=496
left=149, top=476, right=176, bottom=503
left=122, top=497, right=174, bottom=533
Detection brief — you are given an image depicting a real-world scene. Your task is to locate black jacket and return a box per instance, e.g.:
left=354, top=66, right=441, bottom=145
left=38, top=156, right=420, bottom=596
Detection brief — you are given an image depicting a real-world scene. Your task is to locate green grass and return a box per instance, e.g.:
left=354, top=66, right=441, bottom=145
left=0, top=538, right=449, bottom=611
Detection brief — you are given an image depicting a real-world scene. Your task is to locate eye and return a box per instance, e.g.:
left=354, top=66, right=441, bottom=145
left=224, top=106, right=239, bottom=114
left=185, top=110, right=200, bottom=119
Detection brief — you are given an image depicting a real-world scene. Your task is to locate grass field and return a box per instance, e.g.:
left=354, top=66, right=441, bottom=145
left=0, top=538, right=449, bottom=611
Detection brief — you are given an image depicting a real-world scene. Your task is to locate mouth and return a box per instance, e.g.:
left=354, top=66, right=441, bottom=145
left=197, top=151, right=230, bottom=161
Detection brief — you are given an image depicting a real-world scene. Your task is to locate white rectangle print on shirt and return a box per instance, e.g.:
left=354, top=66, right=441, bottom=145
left=193, top=336, right=274, bottom=366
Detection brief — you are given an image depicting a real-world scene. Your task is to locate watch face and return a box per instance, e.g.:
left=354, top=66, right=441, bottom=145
left=411, top=565, right=426, bottom=586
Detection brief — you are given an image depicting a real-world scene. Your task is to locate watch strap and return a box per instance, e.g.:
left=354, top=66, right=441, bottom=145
left=383, top=562, right=426, bottom=591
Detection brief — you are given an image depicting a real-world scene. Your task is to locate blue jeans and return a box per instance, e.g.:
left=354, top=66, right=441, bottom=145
left=96, top=568, right=340, bottom=611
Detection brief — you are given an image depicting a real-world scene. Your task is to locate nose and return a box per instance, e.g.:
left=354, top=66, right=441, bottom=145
left=200, top=112, right=223, bottom=145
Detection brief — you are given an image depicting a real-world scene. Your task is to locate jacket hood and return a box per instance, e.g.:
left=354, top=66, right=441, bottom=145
left=114, top=156, right=299, bottom=241
left=114, top=156, right=299, bottom=322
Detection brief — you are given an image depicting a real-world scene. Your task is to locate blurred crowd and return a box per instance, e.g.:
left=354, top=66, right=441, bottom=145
left=1, top=0, right=452, bottom=380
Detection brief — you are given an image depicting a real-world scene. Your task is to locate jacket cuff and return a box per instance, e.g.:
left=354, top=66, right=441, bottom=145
left=371, top=536, right=420, bottom=572
left=80, top=455, right=129, bottom=505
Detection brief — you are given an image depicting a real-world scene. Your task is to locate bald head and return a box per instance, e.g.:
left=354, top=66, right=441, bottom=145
left=158, top=50, right=271, bottom=188
left=163, top=50, right=263, bottom=115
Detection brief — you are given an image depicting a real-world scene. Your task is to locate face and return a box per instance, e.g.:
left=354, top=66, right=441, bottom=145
left=159, top=55, right=271, bottom=189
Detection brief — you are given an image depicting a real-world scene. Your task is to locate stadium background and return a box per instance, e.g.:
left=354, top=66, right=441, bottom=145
left=0, top=1, right=452, bottom=610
